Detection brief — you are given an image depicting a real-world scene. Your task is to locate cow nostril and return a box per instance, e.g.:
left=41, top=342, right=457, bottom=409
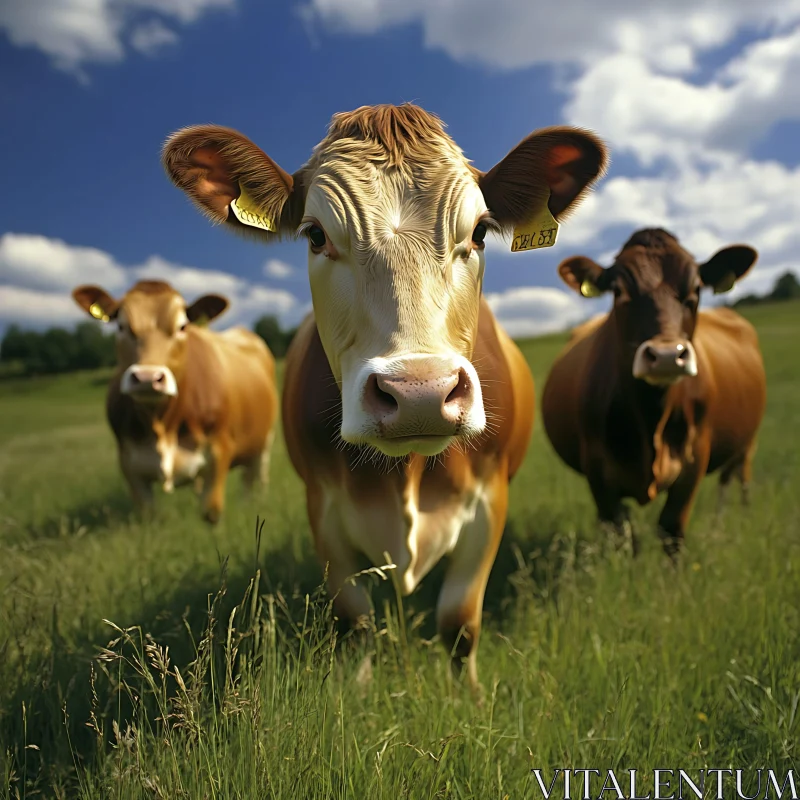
left=445, top=369, right=471, bottom=407
left=643, top=346, right=658, bottom=364
left=130, top=371, right=142, bottom=384
left=367, top=374, right=399, bottom=415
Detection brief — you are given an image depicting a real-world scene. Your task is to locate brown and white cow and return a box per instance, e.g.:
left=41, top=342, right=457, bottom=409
left=72, top=280, right=278, bottom=523
left=161, top=104, right=608, bottom=688
left=542, top=228, right=767, bottom=557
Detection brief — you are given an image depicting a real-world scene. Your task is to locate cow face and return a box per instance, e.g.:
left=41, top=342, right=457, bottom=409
left=558, top=229, right=757, bottom=386
left=72, top=281, right=228, bottom=402
left=162, top=104, right=607, bottom=457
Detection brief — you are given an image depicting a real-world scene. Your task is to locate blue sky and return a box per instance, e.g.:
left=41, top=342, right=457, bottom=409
left=1, top=0, right=799, bottom=337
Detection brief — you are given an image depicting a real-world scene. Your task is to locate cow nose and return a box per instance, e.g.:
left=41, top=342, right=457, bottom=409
left=363, top=367, right=474, bottom=436
left=130, top=368, right=165, bottom=389
left=633, top=339, right=698, bottom=384
left=121, top=364, right=178, bottom=398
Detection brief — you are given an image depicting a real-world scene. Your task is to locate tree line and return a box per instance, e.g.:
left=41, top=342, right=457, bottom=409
left=0, top=315, right=299, bottom=378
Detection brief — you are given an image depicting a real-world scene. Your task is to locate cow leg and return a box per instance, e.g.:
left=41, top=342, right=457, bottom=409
left=242, top=430, right=275, bottom=495
left=587, top=468, right=639, bottom=557
left=119, top=451, right=155, bottom=519
left=200, top=435, right=233, bottom=524
left=306, top=485, right=374, bottom=687
left=436, top=470, right=508, bottom=697
left=716, top=443, right=755, bottom=518
left=657, top=449, right=709, bottom=561
left=739, top=441, right=757, bottom=507
left=716, top=458, right=738, bottom=518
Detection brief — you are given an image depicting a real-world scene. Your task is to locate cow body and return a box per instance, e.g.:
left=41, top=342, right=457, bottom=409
left=161, top=103, right=608, bottom=687
left=73, top=281, right=278, bottom=522
left=283, top=298, right=534, bottom=685
left=542, top=229, right=767, bottom=556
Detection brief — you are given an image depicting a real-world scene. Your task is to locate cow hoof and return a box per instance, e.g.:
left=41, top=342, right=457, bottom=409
left=203, top=507, right=221, bottom=525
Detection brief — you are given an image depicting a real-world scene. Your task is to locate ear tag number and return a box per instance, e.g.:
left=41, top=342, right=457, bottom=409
left=230, top=184, right=276, bottom=232
left=511, top=193, right=560, bottom=253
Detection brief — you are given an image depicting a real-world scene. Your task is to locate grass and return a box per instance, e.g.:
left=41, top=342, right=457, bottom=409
left=0, top=301, right=798, bottom=798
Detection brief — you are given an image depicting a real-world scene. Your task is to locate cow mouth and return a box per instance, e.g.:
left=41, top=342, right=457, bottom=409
left=125, top=388, right=174, bottom=404
left=638, top=373, right=687, bottom=387
left=369, top=433, right=456, bottom=458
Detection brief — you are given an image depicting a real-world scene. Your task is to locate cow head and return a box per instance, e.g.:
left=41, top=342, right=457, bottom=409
left=162, top=103, right=607, bottom=457
left=558, top=228, right=757, bottom=386
left=72, top=281, right=228, bottom=402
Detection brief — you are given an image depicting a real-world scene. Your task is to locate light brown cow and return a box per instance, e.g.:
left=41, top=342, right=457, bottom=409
left=161, top=103, right=608, bottom=688
left=72, top=280, right=278, bottom=523
left=542, top=228, right=767, bottom=557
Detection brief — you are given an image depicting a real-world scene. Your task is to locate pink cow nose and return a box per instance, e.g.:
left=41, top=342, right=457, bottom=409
left=363, top=368, right=474, bottom=437
left=130, top=367, right=168, bottom=392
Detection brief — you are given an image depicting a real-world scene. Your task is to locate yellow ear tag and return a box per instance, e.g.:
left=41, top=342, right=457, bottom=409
left=510, top=195, right=560, bottom=253
left=712, top=270, right=737, bottom=295
left=89, top=303, right=109, bottom=322
left=229, top=184, right=276, bottom=232
left=580, top=279, right=602, bottom=298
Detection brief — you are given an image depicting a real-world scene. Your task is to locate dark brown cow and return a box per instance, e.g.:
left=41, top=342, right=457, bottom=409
left=161, top=103, right=609, bottom=688
left=72, top=280, right=278, bottom=523
left=542, top=228, right=767, bottom=557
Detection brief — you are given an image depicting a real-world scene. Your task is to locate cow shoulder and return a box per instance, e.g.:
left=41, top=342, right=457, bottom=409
left=218, top=326, right=276, bottom=376
left=470, top=299, right=534, bottom=476
left=697, top=307, right=760, bottom=351
left=541, top=315, right=615, bottom=474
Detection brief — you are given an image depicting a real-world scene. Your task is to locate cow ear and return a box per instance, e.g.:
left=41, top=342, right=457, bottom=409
left=557, top=256, right=607, bottom=297
left=187, top=294, right=228, bottom=325
left=698, top=245, right=758, bottom=295
left=478, top=126, right=609, bottom=228
left=72, top=285, right=119, bottom=322
left=162, top=125, right=303, bottom=243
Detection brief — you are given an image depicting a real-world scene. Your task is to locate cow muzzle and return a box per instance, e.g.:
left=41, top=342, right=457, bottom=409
left=632, top=339, right=698, bottom=385
left=120, top=364, right=178, bottom=401
left=342, top=355, right=486, bottom=457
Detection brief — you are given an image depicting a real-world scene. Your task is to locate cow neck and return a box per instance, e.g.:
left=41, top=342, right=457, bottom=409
left=614, top=354, right=693, bottom=499
left=118, top=388, right=181, bottom=440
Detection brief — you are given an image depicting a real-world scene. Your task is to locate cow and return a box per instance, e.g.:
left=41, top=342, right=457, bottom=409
left=161, top=103, right=608, bottom=690
left=541, top=228, right=767, bottom=558
left=71, top=280, right=278, bottom=523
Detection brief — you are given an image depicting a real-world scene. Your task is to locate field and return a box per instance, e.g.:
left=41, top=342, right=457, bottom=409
left=1, top=301, right=798, bottom=798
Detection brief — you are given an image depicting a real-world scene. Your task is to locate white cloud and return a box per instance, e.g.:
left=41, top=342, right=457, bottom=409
left=0, top=234, right=301, bottom=333
left=565, top=26, right=800, bottom=167
left=485, top=286, right=598, bottom=339
left=129, top=19, right=178, bottom=56
left=0, top=286, right=86, bottom=329
left=0, top=0, right=234, bottom=75
left=301, top=0, right=800, bottom=73
left=263, top=259, right=295, bottom=279
left=0, top=233, right=127, bottom=293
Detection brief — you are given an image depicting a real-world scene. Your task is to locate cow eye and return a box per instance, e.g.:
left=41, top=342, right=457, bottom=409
left=472, top=222, right=488, bottom=246
left=307, top=225, right=327, bottom=250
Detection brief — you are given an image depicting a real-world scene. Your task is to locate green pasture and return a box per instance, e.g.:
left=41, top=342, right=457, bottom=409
left=0, top=301, right=798, bottom=798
